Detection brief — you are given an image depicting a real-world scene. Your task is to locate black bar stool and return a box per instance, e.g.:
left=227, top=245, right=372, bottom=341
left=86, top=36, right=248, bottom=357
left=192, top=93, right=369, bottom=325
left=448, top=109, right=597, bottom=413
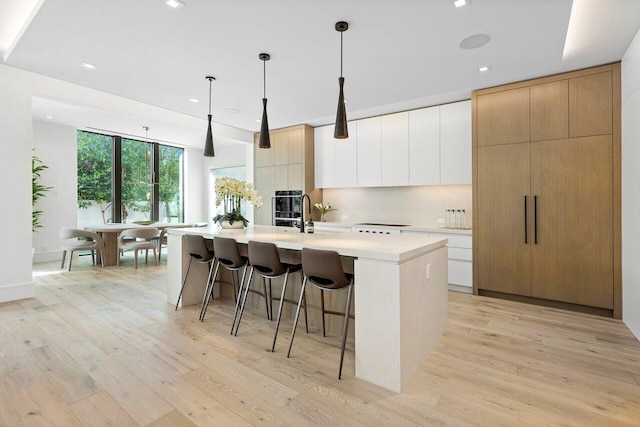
left=175, top=234, right=215, bottom=311
left=200, top=236, right=251, bottom=322
left=287, top=248, right=354, bottom=379
left=233, top=241, right=308, bottom=350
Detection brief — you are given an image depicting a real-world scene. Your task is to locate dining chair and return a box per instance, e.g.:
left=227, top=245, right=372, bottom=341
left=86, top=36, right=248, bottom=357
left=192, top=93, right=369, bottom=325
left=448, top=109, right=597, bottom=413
left=117, top=227, right=159, bottom=269
left=232, top=240, right=308, bottom=350
left=287, top=247, right=354, bottom=379
left=60, top=228, right=105, bottom=271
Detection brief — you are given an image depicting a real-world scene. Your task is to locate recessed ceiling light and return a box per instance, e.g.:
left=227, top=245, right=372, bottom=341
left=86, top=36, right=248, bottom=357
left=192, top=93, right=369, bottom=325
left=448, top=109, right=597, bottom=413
left=81, top=62, right=97, bottom=70
left=256, top=119, right=262, bottom=123
left=459, top=34, right=491, bottom=50
left=188, top=98, right=200, bottom=103
left=166, top=0, right=184, bottom=9
left=225, top=107, right=240, bottom=114
left=45, top=115, right=53, bottom=120
left=454, top=0, right=469, bottom=8
left=479, top=65, right=491, bottom=72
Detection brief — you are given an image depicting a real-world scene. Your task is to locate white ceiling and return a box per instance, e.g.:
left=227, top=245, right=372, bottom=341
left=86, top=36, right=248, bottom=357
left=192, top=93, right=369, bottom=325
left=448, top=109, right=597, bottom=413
left=3, top=0, right=640, bottom=148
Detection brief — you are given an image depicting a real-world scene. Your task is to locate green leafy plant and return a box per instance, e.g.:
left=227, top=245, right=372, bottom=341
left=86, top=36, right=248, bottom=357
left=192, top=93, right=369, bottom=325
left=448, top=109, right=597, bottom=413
left=32, top=153, right=52, bottom=232
left=212, top=177, right=262, bottom=227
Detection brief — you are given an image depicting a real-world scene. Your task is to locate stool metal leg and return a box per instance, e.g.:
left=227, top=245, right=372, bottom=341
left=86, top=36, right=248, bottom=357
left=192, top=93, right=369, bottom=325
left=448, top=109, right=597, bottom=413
left=233, top=266, right=255, bottom=336
left=200, top=260, right=218, bottom=321
left=287, top=277, right=308, bottom=358
left=338, top=283, right=354, bottom=380
left=320, top=289, right=326, bottom=337
left=268, top=279, right=273, bottom=321
left=229, top=264, right=249, bottom=334
left=271, top=271, right=290, bottom=352
left=262, top=277, right=271, bottom=320
left=175, top=257, right=194, bottom=310
left=303, top=287, right=309, bottom=334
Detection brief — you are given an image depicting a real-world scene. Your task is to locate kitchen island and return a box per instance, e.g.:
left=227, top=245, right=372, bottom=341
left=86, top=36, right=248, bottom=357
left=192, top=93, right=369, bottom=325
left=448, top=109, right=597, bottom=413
left=167, top=225, right=448, bottom=393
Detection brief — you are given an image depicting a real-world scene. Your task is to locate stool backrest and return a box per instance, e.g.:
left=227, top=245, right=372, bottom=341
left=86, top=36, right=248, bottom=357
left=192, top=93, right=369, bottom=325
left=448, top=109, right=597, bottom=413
left=120, top=227, right=159, bottom=240
left=248, top=240, right=286, bottom=276
left=213, top=236, right=244, bottom=268
left=185, top=234, right=214, bottom=262
left=301, top=248, right=350, bottom=289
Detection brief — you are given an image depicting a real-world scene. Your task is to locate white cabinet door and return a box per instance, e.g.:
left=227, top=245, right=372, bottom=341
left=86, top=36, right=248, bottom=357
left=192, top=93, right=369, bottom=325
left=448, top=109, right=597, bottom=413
left=409, top=106, right=440, bottom=185
left=314, top=125, right=335, bottom=188
left=440, top=100, right=471, bottom=185
left=357, top=117, right=382, bottom=187
left=381, top=112, right=409, bottom=186
left=334, top=121, right=357, bottom=188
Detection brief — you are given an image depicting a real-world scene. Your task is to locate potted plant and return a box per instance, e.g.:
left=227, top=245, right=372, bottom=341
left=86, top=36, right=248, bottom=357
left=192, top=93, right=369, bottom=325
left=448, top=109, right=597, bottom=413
left=213, top=177, right=262, bottom=228
left=314, top=202, right=337, bottom=222
left=32, top=152, right=52, bottom=232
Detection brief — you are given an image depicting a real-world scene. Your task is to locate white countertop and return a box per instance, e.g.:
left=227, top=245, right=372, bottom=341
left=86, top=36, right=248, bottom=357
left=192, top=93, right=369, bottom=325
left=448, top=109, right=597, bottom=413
left=168, top=224, right=447, bottom=263
left=315, top=221, right=473, bottom=235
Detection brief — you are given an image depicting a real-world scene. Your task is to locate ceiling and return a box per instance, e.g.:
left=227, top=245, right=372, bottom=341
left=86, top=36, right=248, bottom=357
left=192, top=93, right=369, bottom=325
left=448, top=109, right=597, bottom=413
left=3, top=0, right=640, bottom=148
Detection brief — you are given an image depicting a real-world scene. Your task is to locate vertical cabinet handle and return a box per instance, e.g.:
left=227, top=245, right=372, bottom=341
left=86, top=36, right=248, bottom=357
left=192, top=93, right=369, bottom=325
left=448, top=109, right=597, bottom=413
left=534, top=195, right=538, bottom=244
left=524, top=196, right=528, bottom=244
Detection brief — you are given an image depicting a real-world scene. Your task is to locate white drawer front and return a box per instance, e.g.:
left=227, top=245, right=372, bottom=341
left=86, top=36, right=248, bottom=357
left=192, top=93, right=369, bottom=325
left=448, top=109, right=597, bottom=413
left=448, top=247, right=472, bottom=261
left=448, top=259, right=472, bottom=287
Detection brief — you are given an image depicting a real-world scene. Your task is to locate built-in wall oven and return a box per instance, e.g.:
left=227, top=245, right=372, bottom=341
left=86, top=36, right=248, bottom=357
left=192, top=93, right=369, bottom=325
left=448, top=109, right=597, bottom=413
left=272, top=190, right=302, bottom=227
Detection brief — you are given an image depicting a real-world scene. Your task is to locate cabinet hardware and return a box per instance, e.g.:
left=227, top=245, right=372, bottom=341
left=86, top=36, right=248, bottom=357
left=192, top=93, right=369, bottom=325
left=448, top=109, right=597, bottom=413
left=524, top=196, right=528, bottom=244
left=534, top=195, right=538, bottom=244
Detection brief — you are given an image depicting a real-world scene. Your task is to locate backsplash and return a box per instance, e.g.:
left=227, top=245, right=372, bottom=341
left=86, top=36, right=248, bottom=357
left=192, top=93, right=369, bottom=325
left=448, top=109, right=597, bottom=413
left=322, top=185, right=472, bottom=228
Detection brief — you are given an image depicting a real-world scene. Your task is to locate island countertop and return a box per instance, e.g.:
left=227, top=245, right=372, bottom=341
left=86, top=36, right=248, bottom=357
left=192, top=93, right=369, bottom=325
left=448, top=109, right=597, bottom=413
left=168, top=224, right=448, bottom=263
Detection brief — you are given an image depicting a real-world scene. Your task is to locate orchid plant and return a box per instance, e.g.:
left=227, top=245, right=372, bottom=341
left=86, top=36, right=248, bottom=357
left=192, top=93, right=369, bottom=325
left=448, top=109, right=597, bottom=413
left=213, top=177, right=262, bottom=227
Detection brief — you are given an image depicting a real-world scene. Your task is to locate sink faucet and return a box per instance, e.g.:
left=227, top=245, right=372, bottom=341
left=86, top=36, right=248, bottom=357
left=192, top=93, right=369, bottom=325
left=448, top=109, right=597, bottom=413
left=300, top=193, right=312, bottom=233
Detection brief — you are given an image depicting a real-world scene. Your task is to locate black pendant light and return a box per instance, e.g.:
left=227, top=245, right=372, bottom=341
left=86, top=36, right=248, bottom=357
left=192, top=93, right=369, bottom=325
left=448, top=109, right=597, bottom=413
left=334, top=21, right=349, bottom=139
left=258, top=53, right=271, bottom=149
left=204, top=75, right=216, bottom=157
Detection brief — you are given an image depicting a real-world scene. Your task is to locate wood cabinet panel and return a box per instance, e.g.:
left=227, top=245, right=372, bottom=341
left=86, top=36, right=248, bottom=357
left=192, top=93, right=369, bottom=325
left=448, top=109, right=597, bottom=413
left=254, top=166, right=275, bottom=225
left=531, top=80, right=568, bottom=141
left=531, top=136, right=613, bottom=308
left=569, top=72, right=612, bottom=137
left=356, top=116, right=382, bottom=187
left=287, top=164, right=303, bottom=191
left=314, top=125, right=335, bottom=188
left=287, top=128, right=303, bottom=164
left=381, top=112, right=409, bottom=186
left=274, top=165, right=287, bottom=191
left=477, top=87, right=530, bottom=146
left=274, top=131, right=289, bottom=165
left=477, top=143, right=532, bottom=296
left=440, top=100, right=472, bottom=184
left=409, top=106, right=440, bottom=186
left=254, top=133, right=274, bottom=167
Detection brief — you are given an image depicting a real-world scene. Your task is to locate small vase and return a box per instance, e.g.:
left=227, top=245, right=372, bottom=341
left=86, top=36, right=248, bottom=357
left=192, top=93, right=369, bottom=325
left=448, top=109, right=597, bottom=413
left=320, top=213, right=326, bottom=222
left=219, top=220, right=244, bottom=229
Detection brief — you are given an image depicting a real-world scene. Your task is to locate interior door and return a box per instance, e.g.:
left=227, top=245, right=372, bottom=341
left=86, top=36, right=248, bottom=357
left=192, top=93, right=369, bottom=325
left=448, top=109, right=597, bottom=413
left=477, top=142, right=532, bottom=296
left=530, top=136, right=613, bottom=308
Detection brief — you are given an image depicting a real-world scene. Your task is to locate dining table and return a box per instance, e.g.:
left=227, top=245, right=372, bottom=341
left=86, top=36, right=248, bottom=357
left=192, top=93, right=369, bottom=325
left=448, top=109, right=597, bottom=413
left=84, top=222, right=200, bottom=266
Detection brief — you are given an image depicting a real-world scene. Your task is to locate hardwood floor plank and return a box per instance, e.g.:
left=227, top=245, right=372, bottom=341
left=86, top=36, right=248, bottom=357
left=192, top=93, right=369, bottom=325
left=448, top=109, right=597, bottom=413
left=10, top=380, right=82, bottom=426
left=145, top=410, right=197, bottom=427
left=69, top=392, right=138, bottom=427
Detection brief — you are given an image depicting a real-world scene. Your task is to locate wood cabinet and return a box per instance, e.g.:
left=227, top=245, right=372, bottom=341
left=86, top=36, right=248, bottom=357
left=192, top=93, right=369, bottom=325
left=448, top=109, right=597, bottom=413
left=314, top=125, right=335, bottom=189
left=254, top=124, right=321, bottom=225
left=473, top=63, right=621, bottom=318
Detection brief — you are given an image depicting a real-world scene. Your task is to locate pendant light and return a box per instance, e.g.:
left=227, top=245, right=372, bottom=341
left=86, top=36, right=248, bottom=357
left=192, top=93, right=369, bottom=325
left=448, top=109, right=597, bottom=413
left=334, top=21, right=349, bottom=139
left=258, top=53, right=271, bottom=149
left=204, top=76, right=216, bottom=157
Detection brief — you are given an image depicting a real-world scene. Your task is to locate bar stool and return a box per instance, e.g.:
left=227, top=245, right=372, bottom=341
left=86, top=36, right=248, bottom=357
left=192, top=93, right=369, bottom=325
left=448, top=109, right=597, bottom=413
left=233, top=241, right=308, bottom=350
left=175, top=234, right=215, bottom=310
left=200, top=236, right=251, bottom=322
left=287, top=248, right=354, bottom=379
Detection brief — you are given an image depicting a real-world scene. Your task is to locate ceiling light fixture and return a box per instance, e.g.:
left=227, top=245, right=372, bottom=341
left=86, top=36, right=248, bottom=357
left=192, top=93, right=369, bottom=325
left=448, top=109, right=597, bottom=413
left=454, top=0, right=468, bottom=8
left=81, top=62, right=97, bottom=70
left=45, top=115, right=53, bottom=120
left=166, top=0, right=184, bottom=9
left=258, top=53, right=271, bottom=149
left=189, top=98, right=200, bottom=103
left=479, top=65, right=490, bottom=72
left=204, top=76, right=216, bottom=157
left=334, top=21, right=349, bottom=139
left=459, top=33, right=491, bottom=50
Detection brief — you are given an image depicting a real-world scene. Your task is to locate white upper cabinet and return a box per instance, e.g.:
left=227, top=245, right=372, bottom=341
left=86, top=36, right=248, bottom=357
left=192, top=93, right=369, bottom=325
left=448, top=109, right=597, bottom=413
left=440, top=100, right=471, bottom=184
left=356, top=116, right=382, bottom=187
left=381, top=112, right=409, bottom=186
left=314, top=125, right=335, bottom=188
left=334, top=121, right=357, bottom=188
left=409, top=106, right=440, bottom=185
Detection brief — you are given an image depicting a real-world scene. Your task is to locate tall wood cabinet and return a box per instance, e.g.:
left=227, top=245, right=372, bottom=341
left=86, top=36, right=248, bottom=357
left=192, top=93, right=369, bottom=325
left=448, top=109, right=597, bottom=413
left=254, top=124, right=321, bottom=225
left=472, top=63, right=621, bottom=318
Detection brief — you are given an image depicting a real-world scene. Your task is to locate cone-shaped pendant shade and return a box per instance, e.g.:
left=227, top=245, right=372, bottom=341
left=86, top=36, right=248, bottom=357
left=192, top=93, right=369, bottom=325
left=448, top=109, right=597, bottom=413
left=204, top=114, right=215, bottom=157
left=334, top=77, right=348, bottom=139
left=259, top=98, right=270, bottom=148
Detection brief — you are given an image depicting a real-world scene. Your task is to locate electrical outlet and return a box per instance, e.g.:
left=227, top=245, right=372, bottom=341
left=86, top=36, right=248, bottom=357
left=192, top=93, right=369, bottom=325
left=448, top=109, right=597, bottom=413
left=437, top=218, right=445, bottom=224
left=342, top=214, right=348, bottom=220
left=426, top=264, right=431, bottom=280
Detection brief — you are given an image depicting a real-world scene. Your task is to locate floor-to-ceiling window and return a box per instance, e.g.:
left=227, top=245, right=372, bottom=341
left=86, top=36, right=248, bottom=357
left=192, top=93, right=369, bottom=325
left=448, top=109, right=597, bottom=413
left=77, top=130, right=184, bottom=226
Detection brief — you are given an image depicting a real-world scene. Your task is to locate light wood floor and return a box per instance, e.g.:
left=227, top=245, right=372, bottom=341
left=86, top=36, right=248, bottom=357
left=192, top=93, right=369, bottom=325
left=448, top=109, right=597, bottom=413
left=2, top=256, right=640, bottom=426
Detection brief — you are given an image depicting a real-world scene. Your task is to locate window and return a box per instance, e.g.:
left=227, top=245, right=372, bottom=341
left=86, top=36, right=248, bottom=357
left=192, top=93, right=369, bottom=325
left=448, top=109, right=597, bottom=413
left=77, top=130, right=184, bottom=226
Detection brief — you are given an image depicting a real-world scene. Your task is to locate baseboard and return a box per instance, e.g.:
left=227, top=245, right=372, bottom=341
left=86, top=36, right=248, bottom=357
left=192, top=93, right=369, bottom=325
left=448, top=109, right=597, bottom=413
left=0, top=282, right=34, bottom=303
left=448, top=283, right=472, bottom=294
left=33, top=250, right=63, bottom=263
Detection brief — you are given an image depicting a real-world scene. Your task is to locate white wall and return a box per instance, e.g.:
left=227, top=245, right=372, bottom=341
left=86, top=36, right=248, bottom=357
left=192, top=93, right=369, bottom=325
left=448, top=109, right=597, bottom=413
left=322, top=185, right=472, bottom=228
left=622, top=27, right=640, bottom=338
left=32, top=120, right=77, bottom=262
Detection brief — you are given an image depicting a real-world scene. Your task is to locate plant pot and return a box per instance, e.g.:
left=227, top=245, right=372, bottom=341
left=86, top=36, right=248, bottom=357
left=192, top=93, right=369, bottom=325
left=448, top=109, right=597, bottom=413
left=219, top=220, right=244, bottom=229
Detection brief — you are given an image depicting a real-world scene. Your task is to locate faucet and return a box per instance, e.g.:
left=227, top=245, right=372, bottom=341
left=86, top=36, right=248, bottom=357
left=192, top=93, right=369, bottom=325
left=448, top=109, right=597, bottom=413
left=300, top=194, right=312, bottom=233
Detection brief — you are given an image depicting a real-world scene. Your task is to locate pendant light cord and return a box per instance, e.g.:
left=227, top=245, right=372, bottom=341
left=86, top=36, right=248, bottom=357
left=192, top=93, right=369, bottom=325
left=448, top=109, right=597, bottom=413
left=208, top=78, right=212, bottom=115
left=263, top=59, right=267, bottom=98
left=340, top=30, right=344, bottom=78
